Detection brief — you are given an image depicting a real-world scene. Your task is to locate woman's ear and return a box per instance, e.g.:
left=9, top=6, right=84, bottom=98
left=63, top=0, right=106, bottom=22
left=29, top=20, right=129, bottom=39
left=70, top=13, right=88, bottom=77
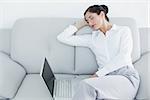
left=100, top=11, right=105, bottom=19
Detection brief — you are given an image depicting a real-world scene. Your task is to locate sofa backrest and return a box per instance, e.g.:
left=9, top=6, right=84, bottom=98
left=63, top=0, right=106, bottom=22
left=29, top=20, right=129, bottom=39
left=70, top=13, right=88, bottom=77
left=0, top=29, right=11, bottom=54
left=10, top=17, right=141, bottom=74
left=11, top=18, right=77, bottom=74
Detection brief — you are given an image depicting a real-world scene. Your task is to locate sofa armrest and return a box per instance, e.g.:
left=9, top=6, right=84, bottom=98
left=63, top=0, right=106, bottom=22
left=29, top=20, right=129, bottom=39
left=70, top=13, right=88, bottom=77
left=134, top=52, right=150, bottom=99
left=0, top=52, right=26, bottom=99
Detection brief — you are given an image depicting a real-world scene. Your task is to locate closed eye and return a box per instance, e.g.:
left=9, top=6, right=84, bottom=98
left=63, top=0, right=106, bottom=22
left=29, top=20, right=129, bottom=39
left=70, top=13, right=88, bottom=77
left=84, top=19, right=89, bottom=24
left=90, top=17, right=94, bottom=20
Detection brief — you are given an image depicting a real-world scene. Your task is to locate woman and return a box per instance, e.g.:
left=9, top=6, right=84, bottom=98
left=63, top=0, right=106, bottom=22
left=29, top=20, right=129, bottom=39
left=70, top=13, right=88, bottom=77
left=57, top=5, right=140, bottom=100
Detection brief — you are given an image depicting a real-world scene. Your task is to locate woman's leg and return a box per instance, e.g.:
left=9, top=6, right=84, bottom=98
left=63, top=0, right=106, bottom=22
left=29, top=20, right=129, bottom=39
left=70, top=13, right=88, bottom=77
left=84, top=75, right=139, bottom=99
left=72, top=80, right=97, bottom=100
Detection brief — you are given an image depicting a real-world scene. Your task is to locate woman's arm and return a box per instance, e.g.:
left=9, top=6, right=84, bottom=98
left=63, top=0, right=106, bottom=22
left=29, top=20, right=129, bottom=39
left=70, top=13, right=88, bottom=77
left=96, top=27, right=133, bottom=77
left=57, top=19, right=92, bottom=47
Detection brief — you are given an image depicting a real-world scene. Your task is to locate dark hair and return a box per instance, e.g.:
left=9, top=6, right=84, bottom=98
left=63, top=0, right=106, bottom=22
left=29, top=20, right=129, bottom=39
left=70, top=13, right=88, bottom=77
left=84, top=5, right=109, bottom=22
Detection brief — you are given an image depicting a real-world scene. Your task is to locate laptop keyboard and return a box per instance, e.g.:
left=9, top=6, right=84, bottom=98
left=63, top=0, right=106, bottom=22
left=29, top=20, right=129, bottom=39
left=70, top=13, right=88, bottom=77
left=54, top=80, right=72, bottom=98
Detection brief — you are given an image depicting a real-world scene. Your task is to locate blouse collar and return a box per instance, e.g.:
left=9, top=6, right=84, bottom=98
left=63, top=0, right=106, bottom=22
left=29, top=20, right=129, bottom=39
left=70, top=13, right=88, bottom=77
left=92, top=24, right=117, bottom=34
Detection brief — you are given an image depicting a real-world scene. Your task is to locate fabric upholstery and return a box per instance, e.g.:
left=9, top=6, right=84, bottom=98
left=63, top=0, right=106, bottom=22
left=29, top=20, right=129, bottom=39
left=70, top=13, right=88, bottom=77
left=0, top=17, right=147, bottom=100
left=0, top=97, right=7, bottom=100
left=139, top=28, right=150, bottom=54
left=134, top=52, right=149, bottom=99
left=12, top=74, right=90, bottom=100
left=10, top=18, right=76, bottom=74
left=0, top=29, right=11, bottom=54
left=0, top=52, right=26, bottom=99
left=75, top=47, right=98, bottom=74
left=12, top=74, right=53, bottom=100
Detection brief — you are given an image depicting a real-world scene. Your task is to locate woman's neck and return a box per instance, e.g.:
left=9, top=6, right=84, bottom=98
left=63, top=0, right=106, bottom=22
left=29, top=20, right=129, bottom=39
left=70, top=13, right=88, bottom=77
left=99, top=21, right=112, bottom=34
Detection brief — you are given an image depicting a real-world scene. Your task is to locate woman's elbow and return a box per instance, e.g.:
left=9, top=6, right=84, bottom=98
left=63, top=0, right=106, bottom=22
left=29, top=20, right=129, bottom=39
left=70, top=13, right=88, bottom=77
left=57, top=35, right=67, bottom=44
left=57, top=34, right=63, bottom=42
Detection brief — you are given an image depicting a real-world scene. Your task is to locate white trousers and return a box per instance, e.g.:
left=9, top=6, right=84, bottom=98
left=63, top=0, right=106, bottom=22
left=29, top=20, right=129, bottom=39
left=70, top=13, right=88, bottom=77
left=72, top=75, right=139, bottom=100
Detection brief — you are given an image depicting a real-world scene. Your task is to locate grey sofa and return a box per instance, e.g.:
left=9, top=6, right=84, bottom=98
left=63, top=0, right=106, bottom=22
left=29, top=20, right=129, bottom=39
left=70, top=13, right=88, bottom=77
left=0, top=17, right=149, bottom=100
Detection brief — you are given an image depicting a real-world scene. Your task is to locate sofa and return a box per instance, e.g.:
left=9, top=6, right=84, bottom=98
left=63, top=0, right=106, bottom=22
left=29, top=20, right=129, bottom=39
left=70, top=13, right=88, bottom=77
left=0, top=17, right=149, bottom=100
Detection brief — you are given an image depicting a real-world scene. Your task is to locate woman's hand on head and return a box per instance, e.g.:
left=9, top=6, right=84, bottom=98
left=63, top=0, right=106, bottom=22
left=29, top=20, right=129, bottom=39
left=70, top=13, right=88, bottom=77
left=73, top=19, right=88, bottom=30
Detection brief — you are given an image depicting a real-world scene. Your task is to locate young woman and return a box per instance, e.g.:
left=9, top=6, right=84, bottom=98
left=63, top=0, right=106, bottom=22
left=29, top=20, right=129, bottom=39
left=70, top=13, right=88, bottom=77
left=57, top=5, right=140, bottom=100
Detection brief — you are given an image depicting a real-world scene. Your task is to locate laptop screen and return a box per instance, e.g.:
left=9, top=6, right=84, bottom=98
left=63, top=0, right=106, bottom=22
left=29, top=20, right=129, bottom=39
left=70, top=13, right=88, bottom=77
left=41, top=58, right=55, bottom=97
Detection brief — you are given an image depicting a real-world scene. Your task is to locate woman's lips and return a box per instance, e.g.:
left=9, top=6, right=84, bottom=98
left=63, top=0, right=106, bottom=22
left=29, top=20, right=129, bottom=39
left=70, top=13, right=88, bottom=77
left=92, top=24, right=96, bottom=28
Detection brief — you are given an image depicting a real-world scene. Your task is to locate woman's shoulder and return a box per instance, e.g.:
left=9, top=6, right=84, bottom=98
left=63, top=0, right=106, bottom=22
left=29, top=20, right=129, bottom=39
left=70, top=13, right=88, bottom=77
left=114, top=24, right=131, bottom=35
left=115, top=24, right=130, bottom=31
left=113, top=24, right=130, bottom=30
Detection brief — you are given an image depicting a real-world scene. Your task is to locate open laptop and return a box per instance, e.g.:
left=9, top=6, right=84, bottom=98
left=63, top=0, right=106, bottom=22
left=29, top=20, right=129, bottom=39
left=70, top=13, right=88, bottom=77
left=40, top=58, right=72, bottom=98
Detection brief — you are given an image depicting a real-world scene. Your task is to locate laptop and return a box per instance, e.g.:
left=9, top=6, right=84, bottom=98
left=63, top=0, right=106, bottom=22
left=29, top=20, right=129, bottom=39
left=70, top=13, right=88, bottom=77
left=40, top=58, right=72, bottom=98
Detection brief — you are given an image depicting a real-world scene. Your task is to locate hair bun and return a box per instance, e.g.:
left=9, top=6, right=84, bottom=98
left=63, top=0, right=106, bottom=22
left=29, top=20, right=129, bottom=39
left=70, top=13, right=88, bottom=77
left=100, top=5, right=108, bottom=14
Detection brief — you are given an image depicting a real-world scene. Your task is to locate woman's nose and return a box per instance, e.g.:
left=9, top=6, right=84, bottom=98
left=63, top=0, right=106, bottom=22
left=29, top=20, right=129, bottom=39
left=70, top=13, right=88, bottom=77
left=88, top=21, right=93, bottom=27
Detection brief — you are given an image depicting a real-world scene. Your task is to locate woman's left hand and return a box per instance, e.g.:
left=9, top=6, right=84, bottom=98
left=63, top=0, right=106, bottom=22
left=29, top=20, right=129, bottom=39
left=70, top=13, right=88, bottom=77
left=90, top=74, right=98, bottom=78
left=74, top=19, right=88, bottom=30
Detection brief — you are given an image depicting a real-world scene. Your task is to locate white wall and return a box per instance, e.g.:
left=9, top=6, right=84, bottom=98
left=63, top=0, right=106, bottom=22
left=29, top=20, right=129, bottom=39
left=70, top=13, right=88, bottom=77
left=0, top=0, right=149, bottom=28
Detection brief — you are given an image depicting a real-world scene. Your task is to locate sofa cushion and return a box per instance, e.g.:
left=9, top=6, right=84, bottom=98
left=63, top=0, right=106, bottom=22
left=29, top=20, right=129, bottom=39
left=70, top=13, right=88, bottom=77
left=12, top=74, right=53, bottom=100
left=75, top=17, right=141, bottom=74
left=12, top=74, right=92, bottom=100
left=10, top=18, right=76, bottom=74
left=0, top=52, right=26, bottom=99
left=0, top=29, right=11, bottom=54
left=75, top=47, right=98, bottom=74
left=0, top=97, right=7, bottom=100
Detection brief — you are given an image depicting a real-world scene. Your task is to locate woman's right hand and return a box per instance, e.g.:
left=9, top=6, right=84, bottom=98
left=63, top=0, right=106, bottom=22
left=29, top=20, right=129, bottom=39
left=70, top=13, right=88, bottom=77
left=73, top=19, right=88, bottom=30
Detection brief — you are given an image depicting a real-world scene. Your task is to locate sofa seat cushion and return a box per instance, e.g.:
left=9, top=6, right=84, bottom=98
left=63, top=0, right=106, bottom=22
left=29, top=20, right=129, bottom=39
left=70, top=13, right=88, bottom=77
left=12, top=72, right=147, bottom=100
left=12, top=74, right=91, bottom=100
left=12, top=74, right=53, bottom=100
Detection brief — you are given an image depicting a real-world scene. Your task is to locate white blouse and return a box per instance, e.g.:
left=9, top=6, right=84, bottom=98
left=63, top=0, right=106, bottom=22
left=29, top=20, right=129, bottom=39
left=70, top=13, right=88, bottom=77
left=57, top=24, right=134, bottom=77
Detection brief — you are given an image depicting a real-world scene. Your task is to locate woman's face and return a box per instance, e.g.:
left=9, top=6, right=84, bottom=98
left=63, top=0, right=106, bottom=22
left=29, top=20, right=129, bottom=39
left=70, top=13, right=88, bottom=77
left=84, top=11, right=104, bottom=30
